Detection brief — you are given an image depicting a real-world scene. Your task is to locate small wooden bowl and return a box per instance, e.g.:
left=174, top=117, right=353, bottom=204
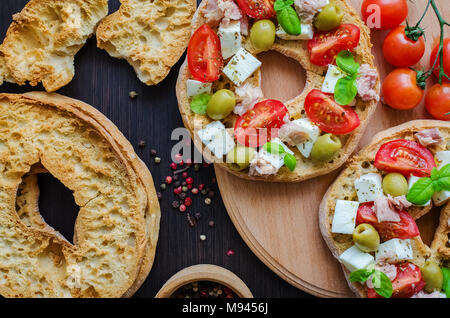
left=155, top=264, right=253, bottom=298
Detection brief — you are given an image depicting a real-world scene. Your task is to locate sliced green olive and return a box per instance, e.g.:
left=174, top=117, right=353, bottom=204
left=382, top=173, right=409, bottom=197
left=250, top=20, right=276, bottom=51
left=421, top=261, right=443, bottom=293
left=207, top=89, right=236, bottom=120
left=352, top=223, right=380, bottom=253
left=314, top=1, right=344, bottom=32
left=226, top=146, right=256, bottom=171
left=310, top=134, right=342, bottom=162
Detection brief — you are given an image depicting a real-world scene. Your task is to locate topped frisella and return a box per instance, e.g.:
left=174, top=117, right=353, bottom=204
left=176, top=0, right=380, bottom=182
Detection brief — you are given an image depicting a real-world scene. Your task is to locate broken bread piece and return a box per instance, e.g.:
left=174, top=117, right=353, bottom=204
left=0, top=0, right=108, bottom=92
left=96, top=0, right=196, bottom=86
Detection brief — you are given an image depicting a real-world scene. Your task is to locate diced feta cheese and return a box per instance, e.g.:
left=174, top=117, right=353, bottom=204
left=218, top=21, right=242, bottom=59
left=186, top=79, right=212, bottom=98
left=408, top=176, right=431, bottom=206
left=292, top=118, right=320, bottom=158
left=354, top=173, right=383, bottom=203
left=433, top=151, right=450, bottom=206
left=275, top=24, right=314, bottom=40
left=376, top=239, right=413, bottom=263
left=197, top=121, right=235, bottom=159
left=322, top=64, right=348, bottom=94
left=339, top=245, right=375, bottom=272
left=331, top=200, right=359, bottom=234
left=223, top=48, right=261, bottom=86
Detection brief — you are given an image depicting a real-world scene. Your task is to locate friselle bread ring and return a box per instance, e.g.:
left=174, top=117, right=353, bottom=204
left=176, top=0, right=379, bottom=182
left=320, top=120, right=450, bottom=298
left=0, top=92, right=160, bottom=298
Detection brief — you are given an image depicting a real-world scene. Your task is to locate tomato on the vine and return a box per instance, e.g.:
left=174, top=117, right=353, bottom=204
left=382, top=68, right=424, bottom=110
left=425, top=83, right=450, bottom=120
left=430, top=38, right=450, bottom=82
left=382, top=26, right=425, bottom=67
left=361, top=0, right=408, bottom=30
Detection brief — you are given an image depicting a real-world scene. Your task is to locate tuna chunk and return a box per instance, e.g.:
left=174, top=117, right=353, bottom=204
left=357, top=64, right=379, bottom=102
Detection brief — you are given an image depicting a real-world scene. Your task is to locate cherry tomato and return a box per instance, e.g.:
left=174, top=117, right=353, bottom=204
left=356, top=202, right=419, bottom=241
left=425, top=83, right=450, bottom=120
left=234, top=99, right=288, bottom=148
left=430, top=38, right=450, bottom=83
left=374, top=139, right=436, bottom=177
left=235, top=0, right=276, bottom=20
left=304, top=89, right=360, bottom=135
left=382, top=26, right=425, bottom=67
left=382, top=68, right=424, bottom=110
left=368, top=263, right=425, bottom=298
left=361, top=0, right=408, bottom=30
left=187, top=24, right=223, bottom=83
left=307, top=24, right=360, bottom=66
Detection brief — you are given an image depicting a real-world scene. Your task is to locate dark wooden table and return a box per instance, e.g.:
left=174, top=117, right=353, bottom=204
left=0, top=0, right=312, bottom=298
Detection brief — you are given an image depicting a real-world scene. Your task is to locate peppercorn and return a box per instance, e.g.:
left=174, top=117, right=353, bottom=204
left=212, top=177, right=216, bottom=184
left=201, top=189, right=207, bottom=195
left=187, top=213, right=196, bottom=227
left=182, top=172, right=188, bottom=178
left=170, top=162, right=177, bottom=170
left=179, top=192, right=187, bottom=200
left=154, top=157, right=161, bottom=164
left=160, top=184, right=166, bottom=190
left=200, top=235, right=206, bottom=241
left=179, top=204, right=186, bottom=212
left=182, top=186, right=188, bottom=192
left=174, top=186, right=182, bottom=195
left=150, top=149, right=157, bottom=157
left=194, top=164, right=200, bottom=172
left=185, top=197, right=192, bottom=206
left=208, top=220, right=215, bottom=227
left=138, top=140, right=146, bottom=148
left=173, top=175, right=179, bottom=181
left=165, top=176, right=173, bottom=184
left=195, top=212, right=202, bottom=220
left=208, top=190, right=215, bottom=198
left=172, top=201, right=180, bottom=209
left=186, top=177, right=193, bottom=185
left=129, top=91, right=138, bottom=99
left=192, top=188, right=199, bottom=195
left=204, top=198, right=212, bottom=205
left=157, top=192, right=162, bottom=200
left=182, top=181, right=187, bottom=186
left=174, top=181, right=181, bottom=187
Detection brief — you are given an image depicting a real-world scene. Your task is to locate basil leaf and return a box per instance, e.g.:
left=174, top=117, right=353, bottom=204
left=431, top=167, right=439, bottom=181
left=372, top=270, right=393, bottom=298
left=442, top=267, right=450, bottom=298
left=336, top=51, right=360, bottom=76
left=334, top=76, right=357, bottom=105
left=190, top=94, right=211, bottom=115
left=263, top=142, right=286, bottom=155
left=406, top=177, right=435, bottom=205
left=274, top=0, right=294, bottom=12
left=437, top=164, right=450, bottom=191
left=277, top=7, right=301, bottom=35
left=284, top=153, right=297, bottom=171
left=349, top=269, right=374, bottom=283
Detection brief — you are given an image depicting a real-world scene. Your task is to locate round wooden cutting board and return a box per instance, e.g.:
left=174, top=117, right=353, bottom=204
left=215, top=0, right=447, bottom=297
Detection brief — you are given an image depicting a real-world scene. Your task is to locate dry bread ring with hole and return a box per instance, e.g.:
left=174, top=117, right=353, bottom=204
left=176, top=0, right=379, bottom=182
left=0, top=93, right=160, bottom=298
left=319, top=120, right=450, bottom=298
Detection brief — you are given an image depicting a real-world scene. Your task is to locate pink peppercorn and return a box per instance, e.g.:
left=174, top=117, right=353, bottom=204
left=184, top=197, right=192, bottom=206
left=179, top=204, right=186, bottom=212
left=186, top=177, right=193, bottom=185
left=192, top=188, right=199, bottom=195
left=182, top=172, right=188, bottom=178
left=165, top=176, right=173, bottom=184
left=174, top=186, right=182, bottom=195
left=179, top=160, right=185, bottom=166
left=198, top=184, right=205, bottom=191
left=187, top=184, right=193, bottom=190
left=226, top=249, right=235, bottom=257
left=170, top=163, right=177, bottom=170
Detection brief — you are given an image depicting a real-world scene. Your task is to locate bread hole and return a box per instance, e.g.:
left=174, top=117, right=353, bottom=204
left=259, top=51, right=306, bottom=104
left=416, top=207, right=441, bottom=246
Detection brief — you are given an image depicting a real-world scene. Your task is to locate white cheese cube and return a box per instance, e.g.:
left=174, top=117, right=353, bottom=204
left=218, top=21, right=242, bottom=59
left=432, top=151, right=450, bottom=206
left=376, top=239, right=413, bottom=263
left=197, top=121, right=235, bottom=159
left=223, top=48, right=262, bottom=86
left=276, top=24, right=314, bottom=40
left=432, top=190, right=450, bottom=206
left=408, top=176, right=431, bottom=206
left=291, top=118, right=320, bottom=158
left=186, top=79, right=212, bottom=98
left=354, top=173, right=383, bottom=203
left=339, top=245, right=375, bottom=272
left=331, top=200, right=360, bottom=234
left=322, top=64, right=348, bottom=94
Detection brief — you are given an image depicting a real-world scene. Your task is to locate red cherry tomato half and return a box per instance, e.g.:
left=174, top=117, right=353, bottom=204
left=425, top=82, right=450, bottom=120
left=361, top=0, right=408, bottom=30
left=235, top=0, right=276, bottom=20
left=307, top=24, right=361, bottom=66
left=430, top=38, right=450, bottom=83
left=374, top=139, right=436, bottom=177
left=382, top=25, right=425, bottom=68
left=304, top=89, right=360, bottom=135
left=368, top=263, right=425, bottom=298
left=187, top=24, right=223, bottom=83
left=356, top=202, right=419, bottom=241
left=234, top=99, right=289, bottom=148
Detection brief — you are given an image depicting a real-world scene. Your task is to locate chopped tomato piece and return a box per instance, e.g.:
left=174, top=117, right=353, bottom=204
left=374, top=139, right=436, bottom=177
left=356, top=202, right=419, bottom=241
left=304, top=89, right=360, bottom=135
left=235, top=0, right=276, bottom=19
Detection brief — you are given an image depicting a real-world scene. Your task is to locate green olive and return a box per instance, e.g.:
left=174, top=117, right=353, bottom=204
left=382, top=173, right=409, bottom=197
left=310, top=134, right=342, bottom=162
left=226, top=146, right=256, bottom=171
left=352, top=224, right=380, bottom=253
left=421, top=261, right=443, bottom=293
left=314, top=1, right=344, bottom=32
left=207, top=89, right=236, bottom=120
left=250, top=20, right=276, bottom=51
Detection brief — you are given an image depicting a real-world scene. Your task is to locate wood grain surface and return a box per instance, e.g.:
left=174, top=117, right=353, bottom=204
left=0, top=0, right=312, bottom=298
left=215, top=0, right=448, bottom=297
